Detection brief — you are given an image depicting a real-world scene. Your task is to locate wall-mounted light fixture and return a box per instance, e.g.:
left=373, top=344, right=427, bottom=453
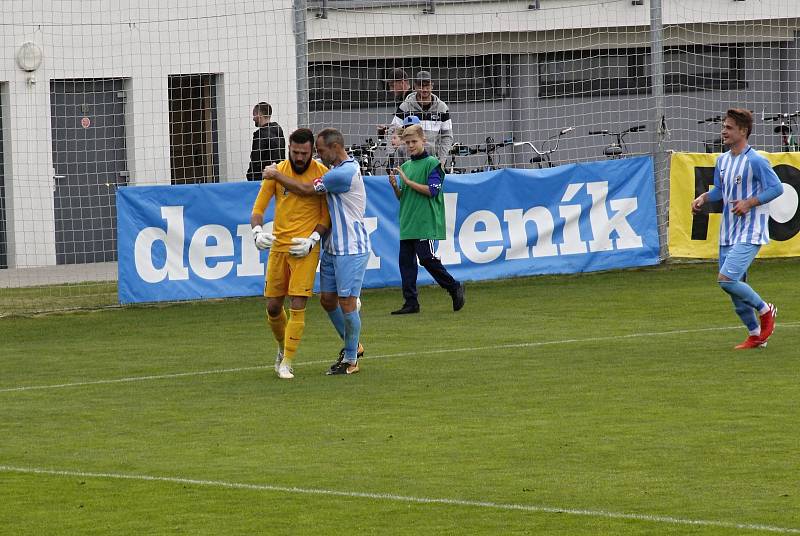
left=16, top=41, right=43, bottom=86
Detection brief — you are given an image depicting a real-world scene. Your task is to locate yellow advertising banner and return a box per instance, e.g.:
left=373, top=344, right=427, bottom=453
left=668, top=151, right=800, bottom=258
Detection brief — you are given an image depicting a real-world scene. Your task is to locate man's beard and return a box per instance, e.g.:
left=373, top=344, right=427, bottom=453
left=290, top=158, right=312, bottom=175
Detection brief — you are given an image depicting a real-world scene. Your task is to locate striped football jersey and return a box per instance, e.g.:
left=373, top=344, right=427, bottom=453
left=313, top=158, right=371, bottom=255
left=712, top=146, right=781, bottom=246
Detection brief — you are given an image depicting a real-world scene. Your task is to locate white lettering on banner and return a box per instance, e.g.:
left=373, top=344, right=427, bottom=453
left=237, top=223, right=272, bottom=277
left=237, top=224, right=262, bottom=277
left=439, top=181, right=641, bottom=262
left=586, top=181, right=643, bottom=251
left=131, top=180, right=643, bottom=284
left=189, top=225, right=234, bottom=280
left=365, top=217, right=381, bottom=269
left=134, top=206, right=189, bottom=283
left=503, top=207, right=558, bottom=259
left=133, top=209, right=381, bottom=282
left=460, top=210, right=504, bottom=264
left=559, top=183, right=589, bottom=255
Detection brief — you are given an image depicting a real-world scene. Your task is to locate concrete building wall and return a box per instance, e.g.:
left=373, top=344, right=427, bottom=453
left=0, top=0, right=297, bottom=267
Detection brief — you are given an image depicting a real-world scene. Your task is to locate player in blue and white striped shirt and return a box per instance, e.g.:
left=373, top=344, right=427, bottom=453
left=264, top=128, right=370, bottom=375
left=691, top=109, right=784, bottom=350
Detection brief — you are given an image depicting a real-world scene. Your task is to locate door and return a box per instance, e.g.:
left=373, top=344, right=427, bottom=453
left=50, top=78, right=128, bottom=264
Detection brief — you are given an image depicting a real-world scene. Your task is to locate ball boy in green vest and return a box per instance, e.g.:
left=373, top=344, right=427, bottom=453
left=388, top=124, right=465, bottom=315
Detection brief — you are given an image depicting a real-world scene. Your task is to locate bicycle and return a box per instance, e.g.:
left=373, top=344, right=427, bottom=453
left=445, top=142, right=472, bottom=174
left=588, top=124, right=646, bottom=158
left=762, top=110, right=800, bottom=152
left=444, top=136, right=514, bottom=174
left=697, top=115, right=726, bottom=153
left=472, top=136, right=515, bottom=172
left=513, top=127, right=574, bottom=168
left=345, top=138, right=387, bottom=176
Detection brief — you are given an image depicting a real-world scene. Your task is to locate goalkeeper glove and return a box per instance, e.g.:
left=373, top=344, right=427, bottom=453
left=288, top=231, right=321, bottom=257
left=252, top=225, right=275, bottom=250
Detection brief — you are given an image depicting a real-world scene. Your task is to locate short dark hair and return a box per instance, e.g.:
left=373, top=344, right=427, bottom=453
left=316, top=127, right=345, bottom=148
left=289, top=128, right=314, bottom=146
left=254, top=102, right=272, bottom=117
left=386, top=67, right=409, bottom=82
left=725, top=108, right=753, bottom=138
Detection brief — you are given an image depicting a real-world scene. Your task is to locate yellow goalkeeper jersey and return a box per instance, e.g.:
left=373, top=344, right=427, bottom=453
left=251, top=159, right=331, bottom=252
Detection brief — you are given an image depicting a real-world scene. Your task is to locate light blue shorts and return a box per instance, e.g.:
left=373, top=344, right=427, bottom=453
left=319, top=250, right=370, bottom=297
left=719, top=243, right=761, bottom=281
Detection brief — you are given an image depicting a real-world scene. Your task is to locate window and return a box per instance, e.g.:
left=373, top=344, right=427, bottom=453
left=538, top=48, right=649, bottom=98
left=308, top=55, right=510, bottom=111
left=664, top=45, right=746, bottom=92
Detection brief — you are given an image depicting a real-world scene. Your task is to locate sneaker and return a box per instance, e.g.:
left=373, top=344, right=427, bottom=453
left=451, top=283, right=465, bottom=312
left=274, top=350, right=284, bottom=373
left=758, top=303, right=777, bottom=343
left=277, top=362, right=294, bottom=379
left=328, top=345, right=364, bottom=373
left=390, top=303, right=420, bottom=315
left=734, top=335, right=767, bottom=350
left=326, top=360, right=359, bottom=375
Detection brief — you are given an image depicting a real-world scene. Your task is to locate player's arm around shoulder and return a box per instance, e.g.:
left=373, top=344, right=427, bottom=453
left=264, top=162, right=318, bottom=196
left=317, top=162, right=357, bottom=194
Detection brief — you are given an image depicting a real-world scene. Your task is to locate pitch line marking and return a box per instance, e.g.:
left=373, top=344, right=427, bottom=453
left=2, top=321, right=799, bottom=394
left=0, top=465, right=797, bottom=534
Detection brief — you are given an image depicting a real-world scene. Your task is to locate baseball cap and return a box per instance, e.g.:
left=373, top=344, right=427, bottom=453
left=402, top=116, right=421, bottom=126
left=386, top=67, right=409, bottom=82
left=415, top=70, right=432, bottom=84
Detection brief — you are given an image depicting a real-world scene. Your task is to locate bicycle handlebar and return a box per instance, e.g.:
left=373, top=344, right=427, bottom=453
left=589, top=125, right=646, bottom=136
left=763, top=111, right=800, bottom=121
left=346, top=138, right=387, bottom=154
left=513, top=126, right=574, bottom=156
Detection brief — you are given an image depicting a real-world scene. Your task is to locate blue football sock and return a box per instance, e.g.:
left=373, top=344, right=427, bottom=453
left=729, top=295, right=759, bottom=333
left=719, top=280, right=765, bottom=331
left=327, top=306, right=346, bottom=340
left=343, top=310, right=362, bottom=364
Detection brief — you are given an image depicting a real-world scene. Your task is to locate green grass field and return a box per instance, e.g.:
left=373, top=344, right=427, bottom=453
left=1, top=261, right=799, bottom=535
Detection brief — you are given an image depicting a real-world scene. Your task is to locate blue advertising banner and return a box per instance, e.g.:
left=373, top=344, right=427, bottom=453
left=118, top=156, right=659, bottom=304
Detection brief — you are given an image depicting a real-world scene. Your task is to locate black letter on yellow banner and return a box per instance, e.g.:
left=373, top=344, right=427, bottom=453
left=691, top=167, right=723, bottom=240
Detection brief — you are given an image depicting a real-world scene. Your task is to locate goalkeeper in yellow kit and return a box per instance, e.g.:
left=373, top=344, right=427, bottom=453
left=250, top=128, right=331, bottom=379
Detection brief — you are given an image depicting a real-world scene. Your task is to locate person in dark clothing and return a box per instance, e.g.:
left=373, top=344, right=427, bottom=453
left=377, top=68, right=412, bottom=140
left=385, top=67, right=411, bottom=102
left=246, top=102, right=286, bottom=181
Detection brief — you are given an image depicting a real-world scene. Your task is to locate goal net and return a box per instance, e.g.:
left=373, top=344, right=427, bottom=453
left=2, top=0, right=798, bottom=313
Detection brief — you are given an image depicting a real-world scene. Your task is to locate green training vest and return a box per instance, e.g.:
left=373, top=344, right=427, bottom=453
left=398, top=156, right=446, bottom=240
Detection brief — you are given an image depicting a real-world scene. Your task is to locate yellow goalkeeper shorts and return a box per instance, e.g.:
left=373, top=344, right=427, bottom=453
left=264, top=249, right=320, bottom=298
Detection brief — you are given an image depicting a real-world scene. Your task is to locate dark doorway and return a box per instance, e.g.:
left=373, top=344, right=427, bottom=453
left=168, top=73, right=220, bottom=184
left=50, top=78, right=128, bottom=265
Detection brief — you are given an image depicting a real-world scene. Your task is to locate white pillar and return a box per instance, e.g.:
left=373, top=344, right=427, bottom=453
left=5, top=76, right=57, bottom=268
